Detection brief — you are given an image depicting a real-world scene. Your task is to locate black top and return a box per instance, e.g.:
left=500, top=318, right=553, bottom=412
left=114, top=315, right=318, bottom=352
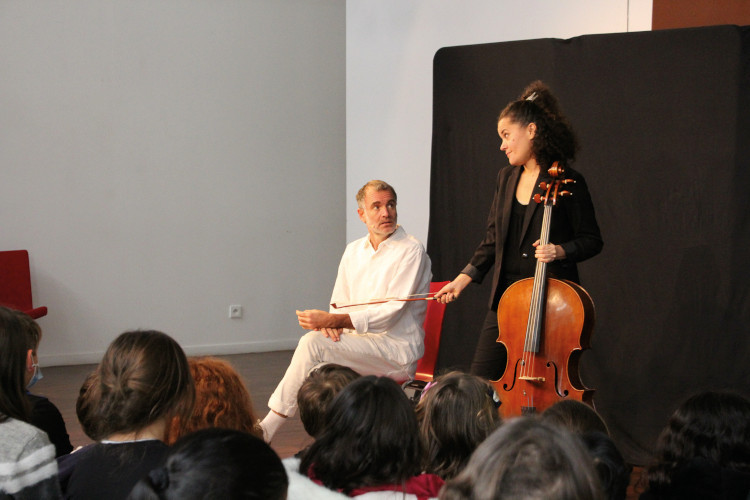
left=28, top=393, right=73, bottom=458
left=57, top=440, right=167, bottom=500
left=499, top=197, right=527, bottom=285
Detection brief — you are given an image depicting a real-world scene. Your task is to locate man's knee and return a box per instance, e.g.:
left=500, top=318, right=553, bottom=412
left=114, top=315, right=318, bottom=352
left=297, top=330, right=328, bottom=355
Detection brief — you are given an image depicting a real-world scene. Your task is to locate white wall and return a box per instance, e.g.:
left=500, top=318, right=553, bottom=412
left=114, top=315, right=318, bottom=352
left=346, top=0, right=653, bottom=245
left=0, top=1, right=346, bottom=365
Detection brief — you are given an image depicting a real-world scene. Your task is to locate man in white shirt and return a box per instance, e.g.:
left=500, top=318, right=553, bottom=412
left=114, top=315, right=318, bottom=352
left=260, top=180, right=432, bottom=441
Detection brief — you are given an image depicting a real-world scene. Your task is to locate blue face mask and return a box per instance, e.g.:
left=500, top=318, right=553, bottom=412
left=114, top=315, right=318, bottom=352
left=27, top=363, right=43, bottom=389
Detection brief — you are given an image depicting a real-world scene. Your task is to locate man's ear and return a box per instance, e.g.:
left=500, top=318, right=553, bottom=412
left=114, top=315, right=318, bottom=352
left=357, top=208, right=366, bottom=223
left=26, top=349, right=35, bottom=373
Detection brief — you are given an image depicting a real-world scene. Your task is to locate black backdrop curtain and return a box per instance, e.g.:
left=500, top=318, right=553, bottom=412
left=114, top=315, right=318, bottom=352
left=426, top=25, right=750, bottom=465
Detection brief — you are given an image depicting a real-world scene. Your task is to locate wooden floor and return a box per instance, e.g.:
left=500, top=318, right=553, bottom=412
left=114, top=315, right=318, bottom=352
left=37, top=350, right=646, bottom=498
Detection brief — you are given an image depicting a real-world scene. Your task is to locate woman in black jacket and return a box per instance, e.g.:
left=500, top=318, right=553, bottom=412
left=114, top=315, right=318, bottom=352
left=435, top=80, right=603, bottom=380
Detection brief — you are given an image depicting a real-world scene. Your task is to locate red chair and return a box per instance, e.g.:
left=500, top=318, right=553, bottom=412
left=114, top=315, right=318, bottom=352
left=414, top=280, right=450, bottom=382
left=0, top=250, right=47, bottom=319
left=403, top=281, right=449, bottom=400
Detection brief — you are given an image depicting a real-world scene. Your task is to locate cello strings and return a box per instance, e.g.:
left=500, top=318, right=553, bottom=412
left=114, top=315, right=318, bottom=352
left=524, top=203, right=553, bottom=382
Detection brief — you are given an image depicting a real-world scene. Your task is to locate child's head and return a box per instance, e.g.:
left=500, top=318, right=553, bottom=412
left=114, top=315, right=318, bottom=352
left=167, top=356, right=262, bottom=444
left=416, top=371, right=502, bottom=479
left=129, top=428, right=288, bottom=500
left=10, top=310, right=43, bottom=389
left=300, top=375, right=422, bottom=493
left=297, top=363, right=361, bottom=437
left=0, top=306, right=32, bottom=421
left=442, top=417, right=604, bottom=500
left=581, top=431, right=630, bottom=500
left=541, top=399, right=609, bottom=436
left=76, top=330, right=194, bottom=441
left=646, top=390, right=750, bottom=491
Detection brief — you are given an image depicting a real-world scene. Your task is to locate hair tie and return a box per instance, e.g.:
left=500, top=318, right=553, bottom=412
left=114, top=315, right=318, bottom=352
left=149, top=467, right=170, bottom=492
left=526, top=92, right=538, bottom=102
left=418, top=381, right=436, bottom=402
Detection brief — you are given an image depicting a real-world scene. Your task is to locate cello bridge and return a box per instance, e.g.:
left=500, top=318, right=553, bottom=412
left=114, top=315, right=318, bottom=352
left=519, top=376, right=546, bottom=382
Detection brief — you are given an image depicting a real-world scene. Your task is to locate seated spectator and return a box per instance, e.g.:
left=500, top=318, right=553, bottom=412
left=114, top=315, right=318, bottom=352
left=541, top=398, right=630, bottom=498
left=165, top=356, right=262, bottom=445
left=128, top=428, right=287, bottom=500
left=582, top=431, right=631, bottom=500
left=13, top=309, right=73, bottom=457
left=440, top=416, right=604, bottom=500
left=298, top=375, right=444, bottom=499
left=415, top=371, right=502, bottom=479
left=540, top=398, right=609, bottom=436
left=57, top=330, right=195, bottom=500
left=640, top=390, right=750, bottom=500
left=297, top=363, right=361, bottom=439
left=0, top=306, right=62, bottom=499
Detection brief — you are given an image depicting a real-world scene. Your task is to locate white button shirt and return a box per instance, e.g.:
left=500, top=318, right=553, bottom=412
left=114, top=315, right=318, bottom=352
left=329, top=225, right=432, bottom=366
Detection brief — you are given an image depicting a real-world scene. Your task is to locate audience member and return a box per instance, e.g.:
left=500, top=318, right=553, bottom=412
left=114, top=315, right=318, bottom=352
left=441, top=416, right=604, bottom=500
left=582, top=431, right=631, bottom=500
left=541, top=398, right=609, bottom=436
left=128, top=428, right=288, bottom=500
left=298, top=375, right=444, bottom=499
left=640, top=390, right=750, bottom=500
left=13, top=309, right=74, bottom=457
left=415, top=371, right=502, bottom=479
left=297, top=363, right=361, bottom=439
left=57, top=330, right=195, bottom=500
left=165, top=356, right=261, bottom=445
left=0, top=306, right=62, bottom=499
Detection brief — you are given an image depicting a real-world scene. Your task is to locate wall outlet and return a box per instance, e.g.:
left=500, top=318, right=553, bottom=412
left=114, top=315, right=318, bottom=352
left=229, top=305, right=243, bottom=319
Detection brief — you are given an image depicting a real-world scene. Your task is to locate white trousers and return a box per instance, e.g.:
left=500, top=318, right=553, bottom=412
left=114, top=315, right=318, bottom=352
left=268, top=330, right=416, bottom=417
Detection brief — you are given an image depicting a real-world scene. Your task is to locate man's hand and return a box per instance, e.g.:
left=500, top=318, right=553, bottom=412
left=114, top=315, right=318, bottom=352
left=296, top=309, right=354, bottom=342
left=319, top=328, right=343, bottom=342
left=296, top=309, right=330, bottom=330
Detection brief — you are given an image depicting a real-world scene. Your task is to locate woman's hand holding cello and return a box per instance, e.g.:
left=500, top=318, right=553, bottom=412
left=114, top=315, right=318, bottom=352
left=532, top=240, right=566, bottom=263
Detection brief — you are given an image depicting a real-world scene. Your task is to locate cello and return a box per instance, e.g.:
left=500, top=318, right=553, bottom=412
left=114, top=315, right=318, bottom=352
left=492, top=162, right=596, bottom=418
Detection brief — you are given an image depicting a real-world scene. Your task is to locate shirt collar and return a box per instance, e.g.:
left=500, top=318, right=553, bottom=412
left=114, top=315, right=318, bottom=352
left=362, top=225, right=405, bottom=250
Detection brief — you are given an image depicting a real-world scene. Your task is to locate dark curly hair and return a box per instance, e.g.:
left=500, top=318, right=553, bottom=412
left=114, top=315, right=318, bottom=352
left=645, top=391, right=750, bottom=492
left=299, top=375, right=422, bottom=494
left=415, top=371, right=502, bottom=479
left=498, top=80, right=578, bottom=169
left=77, top=330, right=195, bottom=441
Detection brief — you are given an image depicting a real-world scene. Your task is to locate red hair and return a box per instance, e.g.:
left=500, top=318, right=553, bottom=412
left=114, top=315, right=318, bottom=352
left=166, top=357, right=261, bottom=444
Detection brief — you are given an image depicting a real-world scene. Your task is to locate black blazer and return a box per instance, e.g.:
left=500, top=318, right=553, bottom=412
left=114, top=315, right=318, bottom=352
left=462, top=164, right=603, bottom=309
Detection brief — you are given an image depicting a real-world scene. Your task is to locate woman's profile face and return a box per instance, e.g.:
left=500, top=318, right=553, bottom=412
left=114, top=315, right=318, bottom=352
left=497, top=117, right=536, bottom=166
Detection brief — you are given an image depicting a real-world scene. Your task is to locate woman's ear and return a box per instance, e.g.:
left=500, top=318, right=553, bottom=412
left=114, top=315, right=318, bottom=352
left=527, top=122, right=537, bottom=139
left=26, top=349, right=35, bottom=373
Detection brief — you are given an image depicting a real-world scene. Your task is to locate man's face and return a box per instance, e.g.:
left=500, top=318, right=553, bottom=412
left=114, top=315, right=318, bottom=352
left=358, top=187, right=397, bottom=246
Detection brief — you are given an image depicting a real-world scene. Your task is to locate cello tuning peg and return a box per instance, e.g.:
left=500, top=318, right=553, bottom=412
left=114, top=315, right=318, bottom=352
left=539, top=182, right=549, bottom=190
left=533, top=193, right=544, bottom=204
